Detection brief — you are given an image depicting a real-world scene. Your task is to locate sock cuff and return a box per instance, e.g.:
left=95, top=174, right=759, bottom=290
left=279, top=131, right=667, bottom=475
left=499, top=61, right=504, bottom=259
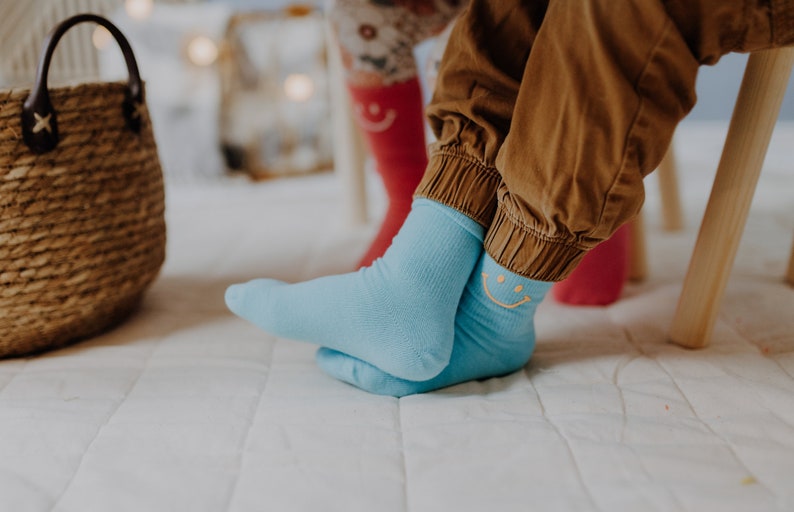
left=412, top=198, right=485, bottom=242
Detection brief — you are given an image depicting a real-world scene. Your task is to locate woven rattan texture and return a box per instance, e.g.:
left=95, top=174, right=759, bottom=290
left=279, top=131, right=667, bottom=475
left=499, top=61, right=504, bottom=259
left=0, top=81, right=166, bottom=358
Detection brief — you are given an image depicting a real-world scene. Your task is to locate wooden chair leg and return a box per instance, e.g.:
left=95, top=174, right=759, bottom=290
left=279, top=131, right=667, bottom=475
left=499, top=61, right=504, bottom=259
left=326, top=24, right=369, bottom=226
left=669, top=48, right=794, bottom=349
left=657, top=146, right=684, bottom=231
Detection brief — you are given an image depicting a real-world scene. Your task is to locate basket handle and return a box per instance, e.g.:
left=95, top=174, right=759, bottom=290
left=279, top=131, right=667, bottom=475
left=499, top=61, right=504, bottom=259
left=21, top=13, right=144, bottom=154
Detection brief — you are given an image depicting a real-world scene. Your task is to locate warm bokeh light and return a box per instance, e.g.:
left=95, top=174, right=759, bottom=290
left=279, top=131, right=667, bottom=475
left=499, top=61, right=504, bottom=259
left=283, top=73, right=315, bottom=102
left=186, top=35, right=219, bottom=67
left=92, top=26, right=112, bottom=50
left=125, top=0, right=154, bottom=21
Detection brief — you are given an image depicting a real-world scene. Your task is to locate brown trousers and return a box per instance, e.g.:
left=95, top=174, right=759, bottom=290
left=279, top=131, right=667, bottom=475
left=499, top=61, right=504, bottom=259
left=416, top=0, right=794, bottom=281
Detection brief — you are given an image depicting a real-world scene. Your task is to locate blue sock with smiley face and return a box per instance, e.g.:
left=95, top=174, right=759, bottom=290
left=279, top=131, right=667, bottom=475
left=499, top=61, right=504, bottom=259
left=225, top=198, right=484, bottom=381
left=315, top=252, right=553, bottom=396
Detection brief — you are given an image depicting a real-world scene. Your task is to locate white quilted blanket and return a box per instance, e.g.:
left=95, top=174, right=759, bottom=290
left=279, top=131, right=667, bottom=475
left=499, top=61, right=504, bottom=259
left=1, top=122, right=793, bottom=512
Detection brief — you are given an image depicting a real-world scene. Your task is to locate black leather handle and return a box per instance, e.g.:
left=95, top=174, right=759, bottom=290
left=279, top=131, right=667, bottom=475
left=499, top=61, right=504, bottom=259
left=22, top=13, right=144, bottom=154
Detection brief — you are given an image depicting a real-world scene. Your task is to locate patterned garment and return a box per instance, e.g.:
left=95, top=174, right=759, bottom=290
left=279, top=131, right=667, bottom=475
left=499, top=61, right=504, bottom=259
left=330, top=0, right=467, bottom=86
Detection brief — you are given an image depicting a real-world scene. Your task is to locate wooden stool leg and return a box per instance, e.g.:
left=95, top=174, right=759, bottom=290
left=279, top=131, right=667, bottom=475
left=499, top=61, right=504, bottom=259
left=657, top=146, right=684, bottom=231
left=669, top=48, right=794, bottom=349
left=327, top=24, right=369, bottom=226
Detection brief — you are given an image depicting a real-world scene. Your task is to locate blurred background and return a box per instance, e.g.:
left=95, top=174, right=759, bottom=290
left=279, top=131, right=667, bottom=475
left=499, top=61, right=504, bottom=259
left=1, top=0, right=792, bottom=186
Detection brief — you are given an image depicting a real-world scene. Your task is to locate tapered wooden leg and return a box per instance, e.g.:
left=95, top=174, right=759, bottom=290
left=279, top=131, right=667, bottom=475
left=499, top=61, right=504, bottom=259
left=669, top=48, right=794, bottom=349
left=628, top=214, right=648, bottom=282
left=327, top=24, right=369, bottom=226
left=657, top=146, right=684, bottom=231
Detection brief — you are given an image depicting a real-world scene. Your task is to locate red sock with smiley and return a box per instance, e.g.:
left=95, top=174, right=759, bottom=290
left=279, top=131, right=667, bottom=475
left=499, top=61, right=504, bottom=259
left=348, top=78, right=428, bottom=267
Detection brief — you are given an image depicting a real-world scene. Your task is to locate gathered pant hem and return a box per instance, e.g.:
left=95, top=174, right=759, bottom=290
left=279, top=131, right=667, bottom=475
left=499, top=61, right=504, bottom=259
left=484, top=203, right=587, bottom=282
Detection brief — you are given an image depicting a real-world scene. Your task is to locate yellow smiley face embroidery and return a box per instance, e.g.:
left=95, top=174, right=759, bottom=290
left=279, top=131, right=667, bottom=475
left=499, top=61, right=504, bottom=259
left=481, top=273, right=531, bottom=309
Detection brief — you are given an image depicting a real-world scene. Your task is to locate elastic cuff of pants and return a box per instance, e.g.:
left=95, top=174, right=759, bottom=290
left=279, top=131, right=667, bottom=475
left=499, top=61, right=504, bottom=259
left=414, top=145, right=500, bottom=229
left=484, top=203, right=588, bottom=282
left=773, top=0, right=794, bottom=44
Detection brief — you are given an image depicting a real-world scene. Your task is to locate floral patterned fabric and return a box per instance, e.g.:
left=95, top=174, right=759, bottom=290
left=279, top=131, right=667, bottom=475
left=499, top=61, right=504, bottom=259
left=329, top=0, right=467, bottom=86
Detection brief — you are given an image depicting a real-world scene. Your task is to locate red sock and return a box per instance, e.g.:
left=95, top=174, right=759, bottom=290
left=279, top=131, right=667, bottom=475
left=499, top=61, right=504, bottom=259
left=551, top=223, right=631, bottom=306
left=347, top=78, right=428, bottom=267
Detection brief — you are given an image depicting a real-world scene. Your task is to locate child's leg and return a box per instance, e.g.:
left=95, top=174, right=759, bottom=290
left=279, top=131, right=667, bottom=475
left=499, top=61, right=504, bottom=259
left=329, top=0, right=467, bottom=267
left=345, top=79, right=426, bottom=268
left=429, top=0, right=786, bottom=288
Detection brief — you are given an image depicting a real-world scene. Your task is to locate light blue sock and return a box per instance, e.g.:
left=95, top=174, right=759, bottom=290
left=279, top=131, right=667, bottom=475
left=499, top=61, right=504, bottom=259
left=225, top=198, right=484, bottom=381
left=315, top=252, right=553, bottom=396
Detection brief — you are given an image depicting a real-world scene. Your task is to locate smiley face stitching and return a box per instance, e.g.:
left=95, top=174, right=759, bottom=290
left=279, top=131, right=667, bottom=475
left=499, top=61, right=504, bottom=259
left=481, top=273, right=531, bottom=309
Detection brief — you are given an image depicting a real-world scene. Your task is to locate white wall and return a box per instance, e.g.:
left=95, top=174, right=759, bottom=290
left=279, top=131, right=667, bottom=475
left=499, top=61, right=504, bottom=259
left=692, top=53, right=793, bottom=120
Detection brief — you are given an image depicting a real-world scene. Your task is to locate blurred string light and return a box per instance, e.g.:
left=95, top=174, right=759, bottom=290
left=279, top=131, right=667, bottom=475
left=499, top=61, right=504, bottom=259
left=125, top=0, right=154, bottom=21
left=283, top=73, right=314, bottom=102
left=92, top=26, right=112, bottom=50
left=186, top=35, right=219, bottom=67
left=93, top=0, right=153, bottom=50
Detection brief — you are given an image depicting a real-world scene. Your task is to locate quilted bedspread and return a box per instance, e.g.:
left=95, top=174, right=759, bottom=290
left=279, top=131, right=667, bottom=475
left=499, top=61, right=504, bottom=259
left=1, top=122, right=793, bottom=512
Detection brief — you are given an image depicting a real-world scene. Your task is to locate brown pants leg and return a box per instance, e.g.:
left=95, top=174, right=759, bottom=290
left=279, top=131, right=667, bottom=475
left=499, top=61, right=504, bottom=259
left=417, top=0, right=794, bottom=281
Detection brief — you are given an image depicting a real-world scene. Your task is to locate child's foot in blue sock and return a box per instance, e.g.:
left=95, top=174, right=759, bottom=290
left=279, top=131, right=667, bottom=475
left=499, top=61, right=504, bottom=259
left=315, top=252, right=553, bottom=396
left=225, top=199, right=484, bottom=381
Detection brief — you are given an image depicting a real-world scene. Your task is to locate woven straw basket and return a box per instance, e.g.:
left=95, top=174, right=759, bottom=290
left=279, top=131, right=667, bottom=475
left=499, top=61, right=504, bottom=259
left=0, top=14, right=166, bottom=358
